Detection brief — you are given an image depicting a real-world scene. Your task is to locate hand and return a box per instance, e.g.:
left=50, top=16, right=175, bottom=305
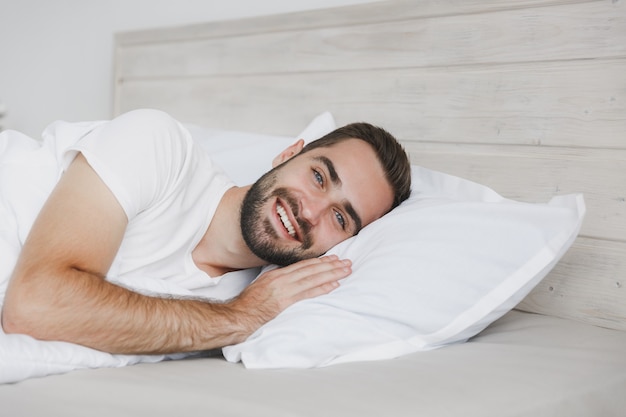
left=229, top=255, right=351, bottom=335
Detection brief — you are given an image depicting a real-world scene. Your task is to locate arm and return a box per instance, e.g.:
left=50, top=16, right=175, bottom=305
left=1, top=154, right=349, bottom=354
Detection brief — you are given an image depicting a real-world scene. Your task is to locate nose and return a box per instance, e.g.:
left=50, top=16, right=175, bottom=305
left=299, top=192, right=329, bottom=226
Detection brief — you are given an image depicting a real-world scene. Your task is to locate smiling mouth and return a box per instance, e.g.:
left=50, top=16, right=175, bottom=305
left=276, top=202, right=296, bottom=238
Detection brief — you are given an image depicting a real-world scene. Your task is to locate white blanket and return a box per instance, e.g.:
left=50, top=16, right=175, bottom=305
left=0, top=327, right=171, bottom=384
left=0, top=263, right=257, bottom=384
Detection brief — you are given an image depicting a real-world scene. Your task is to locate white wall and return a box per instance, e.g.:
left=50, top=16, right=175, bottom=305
left=0, top=0, right=378, bottom=137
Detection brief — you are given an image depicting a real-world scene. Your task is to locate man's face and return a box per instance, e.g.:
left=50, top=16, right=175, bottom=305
left=240, top=139, right=394, bottom=266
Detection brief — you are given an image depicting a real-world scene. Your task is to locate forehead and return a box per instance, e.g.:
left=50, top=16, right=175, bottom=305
left=306, top=138, right=394, bottom=227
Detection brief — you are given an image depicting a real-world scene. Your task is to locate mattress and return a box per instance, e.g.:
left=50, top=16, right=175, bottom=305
left=2, top=310, right=625, bottom=417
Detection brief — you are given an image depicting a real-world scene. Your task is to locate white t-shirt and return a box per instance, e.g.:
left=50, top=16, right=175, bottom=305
left=1, top=109, right=252, bottom=301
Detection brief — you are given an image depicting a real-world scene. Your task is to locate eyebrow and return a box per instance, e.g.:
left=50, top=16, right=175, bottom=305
left=314, top=156, right=363, bottom=234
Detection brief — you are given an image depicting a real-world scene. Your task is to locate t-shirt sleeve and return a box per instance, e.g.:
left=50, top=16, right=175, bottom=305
left=62, top=109, right=193, bottom=220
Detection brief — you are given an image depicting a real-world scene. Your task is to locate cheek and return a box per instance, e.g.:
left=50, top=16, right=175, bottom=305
left=311, top=220, right=348, bottom=250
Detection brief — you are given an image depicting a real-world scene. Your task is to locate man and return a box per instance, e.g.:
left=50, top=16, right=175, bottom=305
left=1, top=109, right=411, bottom=355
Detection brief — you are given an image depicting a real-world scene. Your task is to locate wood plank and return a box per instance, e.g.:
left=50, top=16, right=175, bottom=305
left=404, top=141, right=626, bottom=243
left=115, top=0, right=625, bottom=78
left=115, top=0, right=596, bottom=45
left=115, top=59, right=626, bottom=149
left=517, top=237, right=626, bottom=331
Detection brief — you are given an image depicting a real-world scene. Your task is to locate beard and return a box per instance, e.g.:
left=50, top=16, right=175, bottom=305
left=240, top=168, right=317, bottom=266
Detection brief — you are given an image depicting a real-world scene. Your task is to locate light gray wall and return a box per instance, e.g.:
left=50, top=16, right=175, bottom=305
left=0, top=0, right=377, bottom=137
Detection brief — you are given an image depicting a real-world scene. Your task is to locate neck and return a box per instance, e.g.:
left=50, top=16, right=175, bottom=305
left=191, top=185, right=267, bottom=277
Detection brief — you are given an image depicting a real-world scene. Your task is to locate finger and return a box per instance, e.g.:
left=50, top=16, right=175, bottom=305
left=291, top=280, right=340, bottom=302
left=280, top=260, right=352, bottom=300
left=288, top=265, right=350, bottom=302
left=272, top=258, right=351, bottom=283
left=319, top=254, right=339, bottom=262
left=275, top=255, right=340, bottom=274
left=258, top=256, right=345, bottom=282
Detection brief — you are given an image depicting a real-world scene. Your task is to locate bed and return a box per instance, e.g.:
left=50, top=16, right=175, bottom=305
left=1, top=0, right=625, bottom=415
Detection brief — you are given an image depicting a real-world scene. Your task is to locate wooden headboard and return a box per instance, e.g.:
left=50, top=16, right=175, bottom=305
left=114, top=0, right=626, bottom=330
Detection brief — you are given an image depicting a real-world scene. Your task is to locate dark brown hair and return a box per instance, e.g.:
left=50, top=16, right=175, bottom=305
left=302, top=122, right=412, bottom=211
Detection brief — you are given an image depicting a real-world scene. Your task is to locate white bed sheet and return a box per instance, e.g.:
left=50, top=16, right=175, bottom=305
left=2, top=310, right=625, bottom=417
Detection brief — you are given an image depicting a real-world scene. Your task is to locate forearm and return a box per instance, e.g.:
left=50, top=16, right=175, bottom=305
left=2, top=267, right=251, bottom=354
left=3, top=256, right=348, bottom=355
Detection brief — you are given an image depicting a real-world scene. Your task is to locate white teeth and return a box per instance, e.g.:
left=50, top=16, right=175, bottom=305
left=276, top=203, right=296, bottom=237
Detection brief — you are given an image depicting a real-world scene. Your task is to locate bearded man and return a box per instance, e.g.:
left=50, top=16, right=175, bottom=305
left=1, top=109, right=411, bottom=354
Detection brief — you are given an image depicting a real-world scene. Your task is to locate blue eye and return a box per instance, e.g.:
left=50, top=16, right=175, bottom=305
left=334, top=210, right=346, bottom=229
left=313, top=169, right=323, bottom=185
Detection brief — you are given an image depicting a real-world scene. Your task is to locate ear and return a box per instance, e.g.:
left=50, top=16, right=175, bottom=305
left=272, top=139, right=305, bottom=168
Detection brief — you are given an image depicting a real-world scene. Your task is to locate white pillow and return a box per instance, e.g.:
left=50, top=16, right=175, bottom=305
left=185, top=112, right=336, bottom=185
left=222, top=165, right=585, bottom=368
